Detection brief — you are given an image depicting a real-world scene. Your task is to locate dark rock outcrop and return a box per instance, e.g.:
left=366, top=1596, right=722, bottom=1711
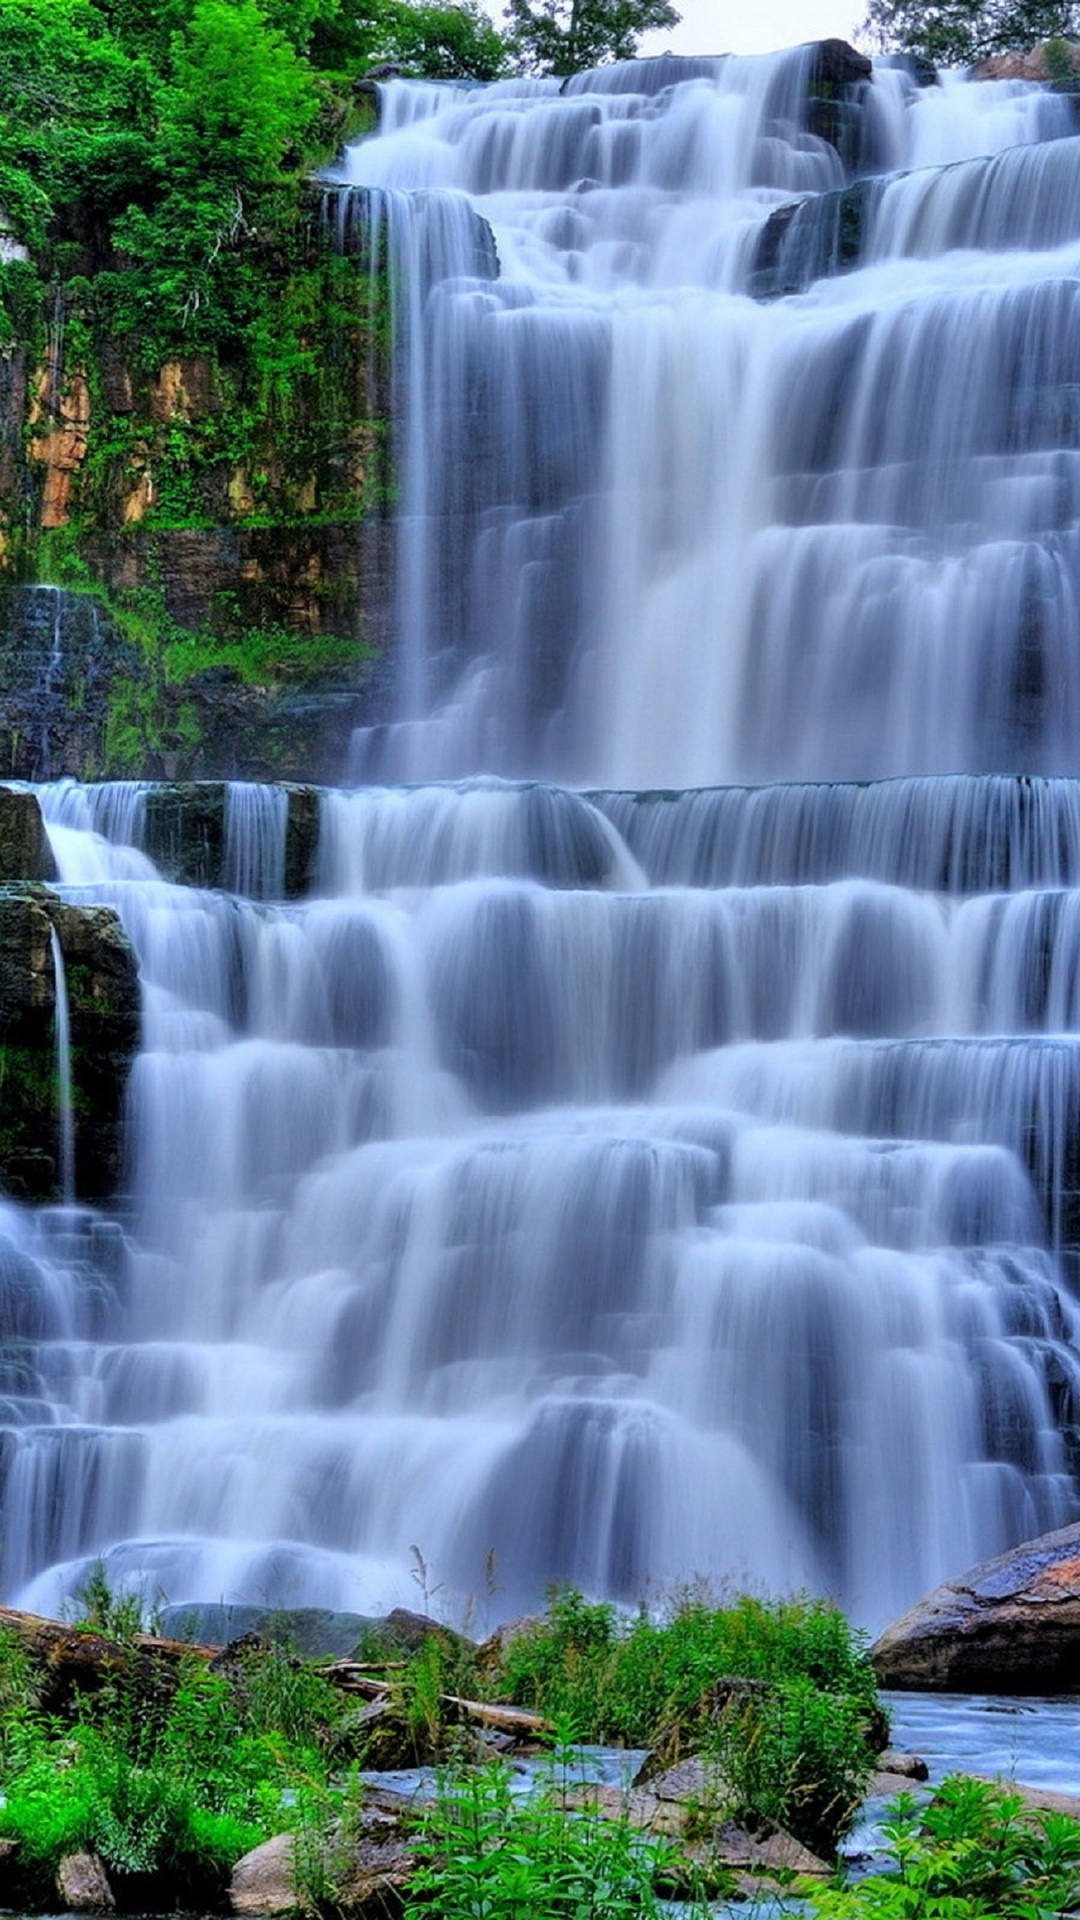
left=748, top=178, right=881, bottom=300
left=805, top=40, right=880, bottom=174
left=0, top=783, right=56, bottom=881
left=0, top=584, right=382, bottom=785
left=0, top=884, right=139, bottom=1201
left=872, top=1522, right=1080, bottom=1690
left=0, top=588, right=143, bottom=782
left=141, top=782, right=321, bottom=895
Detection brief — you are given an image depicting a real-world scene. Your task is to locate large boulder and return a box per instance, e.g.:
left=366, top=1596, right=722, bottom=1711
left=872, top=1523, right=1080, bottom=1690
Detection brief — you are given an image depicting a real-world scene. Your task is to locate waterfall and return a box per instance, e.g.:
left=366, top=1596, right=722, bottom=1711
left=49, top=926, right=74, bottom=1208
left=7, top=50, right=1080, bottom=1630
left=339, top=55, right=1080, bottom=786
left=224, top=784, right=289, bottom=902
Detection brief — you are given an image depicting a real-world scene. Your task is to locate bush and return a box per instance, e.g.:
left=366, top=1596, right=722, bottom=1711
left=495, top=1588, right=882, bottom=1855
left=710, top=1675, right=878, bottom=1861
left=404, top=1754, right=711, bottom=1920
left=499, top=1587, right=879, bottom=1743
left=803, top=1775, right=1080, bottom=1918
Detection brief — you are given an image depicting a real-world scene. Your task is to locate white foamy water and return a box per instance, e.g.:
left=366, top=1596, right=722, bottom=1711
left=0, top=768, right=1070, bottom=1631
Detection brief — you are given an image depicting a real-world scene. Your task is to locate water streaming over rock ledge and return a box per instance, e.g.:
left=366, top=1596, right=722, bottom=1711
left=9, top=50, right=1080, bottom=1629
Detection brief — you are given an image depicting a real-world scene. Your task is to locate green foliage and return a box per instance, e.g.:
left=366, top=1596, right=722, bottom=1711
left=67, top=1556, right=163, bottom=1642
left=1043, top=29, right=1077, bottom=69
left=0, top=0, right=510, bottom=351
left=370, top=0, right=510, bottom=77
left=860, top=0, right=1080, bottom=67
left=405, top=1752, right=709, bottom=1920
left=289, top=1763, right=370, bottom=1913
left=164, top=618, right=360, bottom=685
left=710, top=1675, right=877, bottom=1861
left=504, top=0, right=680, bottom=74
left=0, top=1631, right=46, bottom=1771
left=496, top=1589, right=881, bottom=1856
left=803, top=1776, right=1080, bottom=1918
left=162, top=0, right=319, bottom=189
left=499, top=1588, right=879, bottom=1745
left=0, top=1568, right=363, bottom=1902
left=0, top=1678, right=270, bottom=1899
left=237, top=1636, right=346, bottom=1751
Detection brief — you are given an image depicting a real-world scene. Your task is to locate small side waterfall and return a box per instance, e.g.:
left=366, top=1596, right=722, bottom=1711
left=48, top=925, right=74, bottom=1208
left=224, top=784, right=289, bottom=902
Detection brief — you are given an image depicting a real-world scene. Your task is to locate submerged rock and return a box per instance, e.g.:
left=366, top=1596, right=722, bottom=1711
left=872, top=1522, right=1080, bottom=1689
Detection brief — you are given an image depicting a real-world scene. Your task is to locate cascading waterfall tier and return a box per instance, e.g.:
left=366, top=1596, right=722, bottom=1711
left=0, top=769, right=1073, bottom=1631
left=338, top=50, right=1080, bottom=786
left=9, top=51, right=1080, bottom=1631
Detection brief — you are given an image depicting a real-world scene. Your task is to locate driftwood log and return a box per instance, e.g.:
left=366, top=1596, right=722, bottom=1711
left=0, top=1606, right=550, bottom=1738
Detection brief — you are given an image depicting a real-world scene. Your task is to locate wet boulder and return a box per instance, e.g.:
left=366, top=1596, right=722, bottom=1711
left=872, top=1522, right=1080, bottom=1690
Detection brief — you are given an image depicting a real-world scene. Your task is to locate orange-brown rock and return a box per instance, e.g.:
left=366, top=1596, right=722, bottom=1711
left=974, top=37, right=1080, bottom=78
left=30, top=366, right=91, bottom=529
left=872, top=1522, right=1080, bottom=1691
left=150, top=355, right=217, bottom=424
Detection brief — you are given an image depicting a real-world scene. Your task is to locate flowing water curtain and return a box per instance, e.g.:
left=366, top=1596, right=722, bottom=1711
left=0, top=767, right=1074, bottom=1627
left=9, top=50, right=1080, bottom=1625
left=341, top=53, right=1080, bottom=786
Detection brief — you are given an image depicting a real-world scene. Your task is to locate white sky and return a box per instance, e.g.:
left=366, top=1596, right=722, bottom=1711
left=638, top=0, right=864, bottom=60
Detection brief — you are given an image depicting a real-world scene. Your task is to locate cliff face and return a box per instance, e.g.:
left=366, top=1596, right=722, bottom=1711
left=0, top=211, right=394, bottom=781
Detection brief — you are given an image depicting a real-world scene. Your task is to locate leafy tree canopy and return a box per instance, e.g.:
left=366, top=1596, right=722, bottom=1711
left=162, top=0, right=319, bottom=185
left=504, top=0, right=681, bottom=76
left=861, top=0, right=1080, bottom=66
